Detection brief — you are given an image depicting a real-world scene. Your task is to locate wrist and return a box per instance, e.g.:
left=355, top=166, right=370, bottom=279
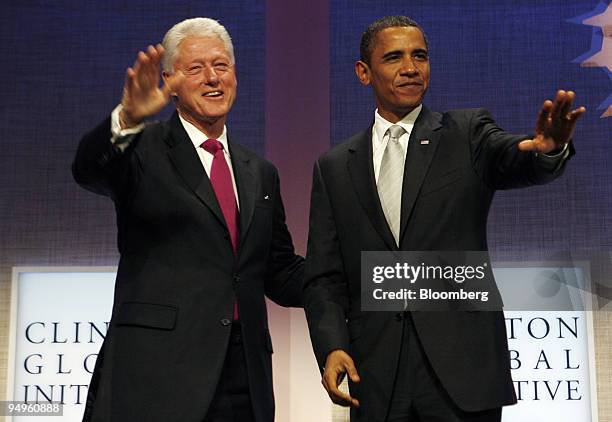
left=543, top=142, right=569, bottom=157
left=119, top=107, right=141, bottom=129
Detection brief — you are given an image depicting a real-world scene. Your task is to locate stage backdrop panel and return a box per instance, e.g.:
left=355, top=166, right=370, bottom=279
left=330, top=0, right=612, bottom=262
left=7, top=269, right=115, bottom=421
left=7, top=266, right=598, bottom=421
left=6, top=268, right=328, bottom=421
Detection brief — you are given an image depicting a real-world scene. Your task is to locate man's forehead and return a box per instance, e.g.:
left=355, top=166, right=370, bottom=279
left=178, top=35, right=229, bottom=55
left=373, top=26, right=427, bottom=51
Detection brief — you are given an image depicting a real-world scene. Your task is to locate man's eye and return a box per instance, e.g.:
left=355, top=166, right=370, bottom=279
left=384, top=55, right=401, bottom=62
left=214, top=63, right=229, bottom=71
left=186, top=65, right=202, bottom=74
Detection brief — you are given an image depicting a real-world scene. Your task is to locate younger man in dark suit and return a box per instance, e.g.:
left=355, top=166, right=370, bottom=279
left=303, top=15, right=584, bottom=422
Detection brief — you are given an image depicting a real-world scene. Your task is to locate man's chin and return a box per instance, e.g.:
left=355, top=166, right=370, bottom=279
left=399, top=100, right=424, bottom=115
left=193, top=107, right=231, bottom=122
left=393, top=101, right=423, bottom=115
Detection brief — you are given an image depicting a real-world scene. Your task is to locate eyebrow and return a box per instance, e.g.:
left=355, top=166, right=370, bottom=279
left=381, top=50, right=403, bottom=60
left=382, top=50, right=404, bottom=60
left=381, top=48, right=428, bottom=61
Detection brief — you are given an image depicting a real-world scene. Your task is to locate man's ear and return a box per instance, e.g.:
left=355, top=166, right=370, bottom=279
left=355, top=61, right=371, bottom=86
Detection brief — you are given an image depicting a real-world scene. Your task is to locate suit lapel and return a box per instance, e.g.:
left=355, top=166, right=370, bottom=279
left=228, top=141, right=257, bottom=246
left=399, top=106, right=442, bottom=243
left=165, top=112, right=227, bottom=228
left=347, top=127, right=397, bottom=251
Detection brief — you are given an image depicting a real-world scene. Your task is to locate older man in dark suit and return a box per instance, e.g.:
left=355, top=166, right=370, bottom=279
left=303, top=16, right=585, bottom=422
left=73, top=17, right=303, bottom=422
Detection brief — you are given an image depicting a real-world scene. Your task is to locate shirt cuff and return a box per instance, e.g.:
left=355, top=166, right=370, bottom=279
left=111, top=104, right=145, bottom=151
left=535, top=142, right=570, bottom=172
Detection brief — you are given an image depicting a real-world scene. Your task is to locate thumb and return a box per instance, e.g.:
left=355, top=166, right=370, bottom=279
left=517, top=139, right=537, bottom=152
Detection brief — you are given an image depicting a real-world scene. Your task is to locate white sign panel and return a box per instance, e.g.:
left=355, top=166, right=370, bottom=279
left=8, top=268, right=115, bottom=421
left=496, top=266, right=598, bottom=422
left=7, top=267, right=598, bottom=421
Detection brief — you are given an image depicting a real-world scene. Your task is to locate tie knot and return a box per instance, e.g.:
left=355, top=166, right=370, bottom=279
left=201, top=139, right=224, bottom=155
left=387, top=125, right=406, bottom=142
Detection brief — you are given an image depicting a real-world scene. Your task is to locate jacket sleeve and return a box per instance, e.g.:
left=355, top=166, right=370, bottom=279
left=303, top=159, right=350, bottom=371
left=72, top=117, right=142, bottom=201
left=469, top=108, right=574, bottom=190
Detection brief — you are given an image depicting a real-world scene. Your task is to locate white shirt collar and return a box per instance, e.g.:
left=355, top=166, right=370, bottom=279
left=373, top=104, right=422, bottom=146
left=178, top=113, right=230, bottom=155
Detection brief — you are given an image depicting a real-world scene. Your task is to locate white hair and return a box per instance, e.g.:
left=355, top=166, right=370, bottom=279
left=161, top=17, right=235, bottom=73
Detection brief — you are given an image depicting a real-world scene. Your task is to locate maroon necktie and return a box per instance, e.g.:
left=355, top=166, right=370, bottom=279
left=201, top=139, right=240, bottom=320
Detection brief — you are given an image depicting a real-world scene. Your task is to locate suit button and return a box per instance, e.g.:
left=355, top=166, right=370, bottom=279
left=395, top=312, right=403, bottom=321
left=233, top=274, right=241, bottom=283
left=221, top=318, right=231, bottom=326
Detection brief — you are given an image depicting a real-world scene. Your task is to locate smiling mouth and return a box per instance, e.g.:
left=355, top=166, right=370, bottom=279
left=202, top=91, right=223, bottom=97
left=397, top=82, right=422, bottom=88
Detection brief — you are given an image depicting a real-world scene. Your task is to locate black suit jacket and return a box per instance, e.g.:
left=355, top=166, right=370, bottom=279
left=73, top=112, right=303, bottom=422
left=303, top=107, right=571, bottom=421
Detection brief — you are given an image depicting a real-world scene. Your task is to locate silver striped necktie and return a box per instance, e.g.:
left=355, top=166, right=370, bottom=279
left=377, top=124, right=407, bottom=246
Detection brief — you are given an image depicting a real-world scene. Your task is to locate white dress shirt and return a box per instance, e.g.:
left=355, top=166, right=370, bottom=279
left=372, top=105, right=422, bottom=182
left=110, top=104, right=240, bottom=207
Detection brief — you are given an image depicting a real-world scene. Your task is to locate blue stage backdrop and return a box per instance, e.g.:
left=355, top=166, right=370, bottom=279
left=2, top=0, right=609, bottom=289
left=0, top=0, right=265, bottom=268
left=330, top=0, right=612, bottom=268
left=0, top=0, right=611, bottom=419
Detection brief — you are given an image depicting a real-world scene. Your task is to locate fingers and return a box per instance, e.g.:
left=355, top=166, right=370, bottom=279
left=141, top=46, right=158, bottom=77
left=322, top=350, right=360, bottom=408
left=140, top=44, right=164, bottom=65
left=345, top=359, right=361, bottom=383
left=559, top=90, right=574, bottom=118
left=124, top=44, right=167, bottom=97
left=525, top=89, right=586, bottom=153
left=146, top=44, right=165, bottom=67
left=567, top=105, right=586, bottom=122
left=550, top=90, right=585, bottom=122
left=550, top=90, right=567, bottom=121
left=134, top=50, right=148, bottom=74
left=129, top=45, right=164, bottom=79
left=322, top=372, right=360, bottom=408
left=124, top=66, right=136, bottom=91
left=124, top=51, right=148, bottom=91
left=121, top=44, right=169, bottom=122
left=534, top=99, right=553, bottom=134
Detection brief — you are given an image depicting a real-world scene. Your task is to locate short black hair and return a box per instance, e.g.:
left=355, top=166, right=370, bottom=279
left=359, top=16, right=429, bottom=65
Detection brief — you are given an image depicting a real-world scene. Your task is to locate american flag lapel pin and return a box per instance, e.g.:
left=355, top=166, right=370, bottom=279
left=420, top=139, right=430, bottom=145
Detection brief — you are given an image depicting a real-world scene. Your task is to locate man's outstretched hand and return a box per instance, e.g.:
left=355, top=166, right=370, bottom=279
left=119, top=44, right=185, bottom=129
left=518, top=90, right=586, bottom=154
left=322, top=349, right=361, bottom=408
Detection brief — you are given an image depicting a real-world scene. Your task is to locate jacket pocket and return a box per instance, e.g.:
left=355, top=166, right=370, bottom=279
left=115, top=301, right=178, bottom=330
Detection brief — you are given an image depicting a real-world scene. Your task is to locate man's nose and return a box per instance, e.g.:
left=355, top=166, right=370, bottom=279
left=202, top=66, right=220, bottom=85
left=400, top=58, right=419, bottom=76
